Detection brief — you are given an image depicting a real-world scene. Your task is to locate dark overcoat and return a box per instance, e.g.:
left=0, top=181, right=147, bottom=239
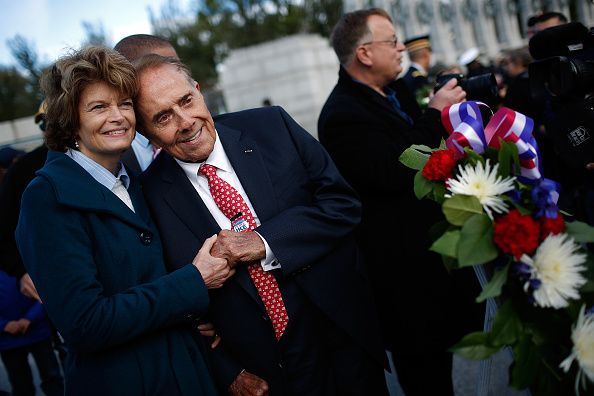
left=318, top=68, right=483, bottom=378
left=16, top=151, right=217, bottom=396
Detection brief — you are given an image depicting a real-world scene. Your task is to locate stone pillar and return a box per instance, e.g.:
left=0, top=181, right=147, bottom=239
left=518, top=0, right=535, bottom=38
left=450, top=0, right=478, bottom=53
left=465, top=0, right=500, bottom=59
left=429, top=0, right=458, bottom=64
left=389, top=0, right=420, bottom=40
left=575, top=0, right=594, bottom=27
left=494, top=0, right=523, bottom=48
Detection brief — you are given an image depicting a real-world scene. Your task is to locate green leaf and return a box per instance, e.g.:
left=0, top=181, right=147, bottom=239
left=399, top=148, right=430, bottom=170
left=408, top=144, right=435, bottom=153
left=449, top=332, right=501, bottom=360
left=439, top=139, right=447, bottom=150
left=442, top=195, right=483, bottom=226
left=510, top=335, right=540, bottom=390
left=430, top=230, right=460, bottom=258
left=489, top=300, right=522, bottom=346
left=413, top=171, right=433, bottom=199
left=476, top=263, right=509, bottom=302
left=497, top=140, right=520, bottom=178
left=441, top=255, right=458, bottom=271
left=458, top=214, right=498, bottom=267
left=509, top=200, right=531, bottom=216
left=464, top=147, right=485, bottom=167
left=565, top=220, right=594, bottom=243
left=431, top=182, right=446, bottom=204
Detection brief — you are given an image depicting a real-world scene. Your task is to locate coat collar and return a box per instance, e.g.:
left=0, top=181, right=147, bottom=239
left=337, top=67, right=419, bottom=123
left=39, top=150, right=152, bottom=230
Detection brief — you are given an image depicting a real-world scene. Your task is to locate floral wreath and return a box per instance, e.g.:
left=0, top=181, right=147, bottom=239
left=400, top=101, right=594, bottom=395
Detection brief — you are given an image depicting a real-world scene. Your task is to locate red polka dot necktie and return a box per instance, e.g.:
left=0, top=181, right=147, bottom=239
left=199, top=163, right=288, bottom=340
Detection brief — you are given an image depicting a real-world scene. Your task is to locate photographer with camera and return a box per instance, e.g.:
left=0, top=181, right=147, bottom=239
left=318, top=8, right=484, bottom=396
left=529, top=22, right=594, bottom=226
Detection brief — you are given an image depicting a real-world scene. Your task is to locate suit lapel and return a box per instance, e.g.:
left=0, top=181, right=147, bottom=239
left=216, top=124, right=279, bottom=222
left=160, top=154, right=220, bottom=241
left=158, top=153, right=263, bottom=307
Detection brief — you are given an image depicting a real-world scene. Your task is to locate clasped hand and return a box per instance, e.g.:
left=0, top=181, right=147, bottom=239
left=192, top=235, right=235, bottom=289
left=192, top=231, right=266, bottom=289
left=209, top=230, right=266, bottom=268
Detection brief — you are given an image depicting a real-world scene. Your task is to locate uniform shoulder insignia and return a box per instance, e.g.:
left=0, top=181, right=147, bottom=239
left=412, top=71, right=424, bottom=78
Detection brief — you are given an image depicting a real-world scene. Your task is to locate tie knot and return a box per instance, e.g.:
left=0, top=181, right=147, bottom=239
left=199, top=163, right=217, bottom=178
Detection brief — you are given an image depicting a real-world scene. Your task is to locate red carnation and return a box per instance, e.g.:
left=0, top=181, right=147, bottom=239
left=493, top=209, right=540, bottom=259
left=422, top=149, right=457, bottom=181
left=539, top=214, right=565, bottom=241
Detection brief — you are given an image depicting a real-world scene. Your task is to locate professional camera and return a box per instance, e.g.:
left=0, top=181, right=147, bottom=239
left=529, top=22, right=594, bottom=170
left=434, top=72, right=499, bottom=103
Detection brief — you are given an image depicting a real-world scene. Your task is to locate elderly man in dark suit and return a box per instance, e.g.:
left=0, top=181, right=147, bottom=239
left=318, top=8, right=483, bottom=396
left=134, top=55, right=387, bottom=396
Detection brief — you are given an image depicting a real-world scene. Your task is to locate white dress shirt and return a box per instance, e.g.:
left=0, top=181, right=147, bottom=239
left=175, top=131, right=280, bottom=271
left=66, top=149, right=135, bottom=212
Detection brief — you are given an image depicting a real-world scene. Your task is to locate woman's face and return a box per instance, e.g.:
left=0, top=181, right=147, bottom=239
left=76, top=81, right=135, bottom=169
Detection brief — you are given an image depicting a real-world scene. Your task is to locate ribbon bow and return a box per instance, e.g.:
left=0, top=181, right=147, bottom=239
left=441, top=101, right=540, bottom=181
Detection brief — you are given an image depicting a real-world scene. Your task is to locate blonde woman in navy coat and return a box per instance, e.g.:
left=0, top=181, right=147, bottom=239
left=15, top=46, right=233, bottom=396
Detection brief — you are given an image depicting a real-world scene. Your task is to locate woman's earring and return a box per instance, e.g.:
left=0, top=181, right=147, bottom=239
left=74, top=140, right=80, bottom=149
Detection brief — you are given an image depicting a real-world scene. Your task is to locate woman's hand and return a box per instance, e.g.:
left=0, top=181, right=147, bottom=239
left=192, top=235, right=235, bottom=289
left=197, top=322, right=221, bottom=348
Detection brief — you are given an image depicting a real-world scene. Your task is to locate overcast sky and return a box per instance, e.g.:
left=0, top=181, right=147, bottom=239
left=0, top=0, right=192, bottom=68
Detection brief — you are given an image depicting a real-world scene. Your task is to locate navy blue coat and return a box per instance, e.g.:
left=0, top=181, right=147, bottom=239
left=16, top=151, right=217, bottom=396
left=141, top=106, right=385, bottom=393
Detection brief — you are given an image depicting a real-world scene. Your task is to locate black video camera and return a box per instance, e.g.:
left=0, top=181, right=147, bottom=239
left=434, top=73, right=498, bottom=103
left=529, top=22, right=594, bottom=170
left=530, top=22, right=594, bottom=98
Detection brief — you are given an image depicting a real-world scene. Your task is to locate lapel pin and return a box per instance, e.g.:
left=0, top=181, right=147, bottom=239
left=244, top=149, right=253, bottom=153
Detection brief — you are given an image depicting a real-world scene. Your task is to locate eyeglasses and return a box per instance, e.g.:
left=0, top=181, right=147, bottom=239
left=361, top=38, right=399, bottom=48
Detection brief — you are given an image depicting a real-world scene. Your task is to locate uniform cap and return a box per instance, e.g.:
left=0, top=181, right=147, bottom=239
left=458, top=47, right=480, bottom=65
left=404, top=35, right=431, bottom=53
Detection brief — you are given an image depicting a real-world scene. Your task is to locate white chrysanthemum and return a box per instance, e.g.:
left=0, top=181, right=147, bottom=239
left=560, top=305, right=594, bottom=394
left=520, top=233, right=587, bottom=309
left=447, top=159, right=516, bottom=219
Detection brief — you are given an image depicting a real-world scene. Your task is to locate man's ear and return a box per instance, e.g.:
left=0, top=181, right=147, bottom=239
left=195, top=81, right=200, bottom=91
left=355, top=46, right=373, bottom=67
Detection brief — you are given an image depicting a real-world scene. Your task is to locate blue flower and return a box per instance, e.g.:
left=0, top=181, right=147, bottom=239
left=531, top=178, right=559, bottom=219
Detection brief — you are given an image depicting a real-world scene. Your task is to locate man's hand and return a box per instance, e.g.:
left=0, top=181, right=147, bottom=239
left=428, top=78, right=466, bottom=112
left=197, top=322, right=221, bottom=348
left=210, top=230, right=265, bottom=268
left=20, top=273, right=41, bottom=302
left=228, top=371, right=269, bottom=396
left=193, top=235, right=235, bottom=289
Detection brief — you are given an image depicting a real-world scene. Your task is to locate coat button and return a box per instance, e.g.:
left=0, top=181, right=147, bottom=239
left=139, top=231, right=152, bottom=245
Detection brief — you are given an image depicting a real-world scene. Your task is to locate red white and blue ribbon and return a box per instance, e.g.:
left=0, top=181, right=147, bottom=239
left=442, top=101, right=540, bottom=182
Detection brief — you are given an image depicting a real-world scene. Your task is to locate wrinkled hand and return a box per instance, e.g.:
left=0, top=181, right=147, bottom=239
left=193, top=235, right=235, bottom=289
left=197, top=322, right=221, bottom=349
left=20, top=273, right=40, bottom=302
left=229, top=371, right=269, bottom=396
left=429, top=77, right=466, bottom=112
left=210, top=230, right=265, bottom=268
